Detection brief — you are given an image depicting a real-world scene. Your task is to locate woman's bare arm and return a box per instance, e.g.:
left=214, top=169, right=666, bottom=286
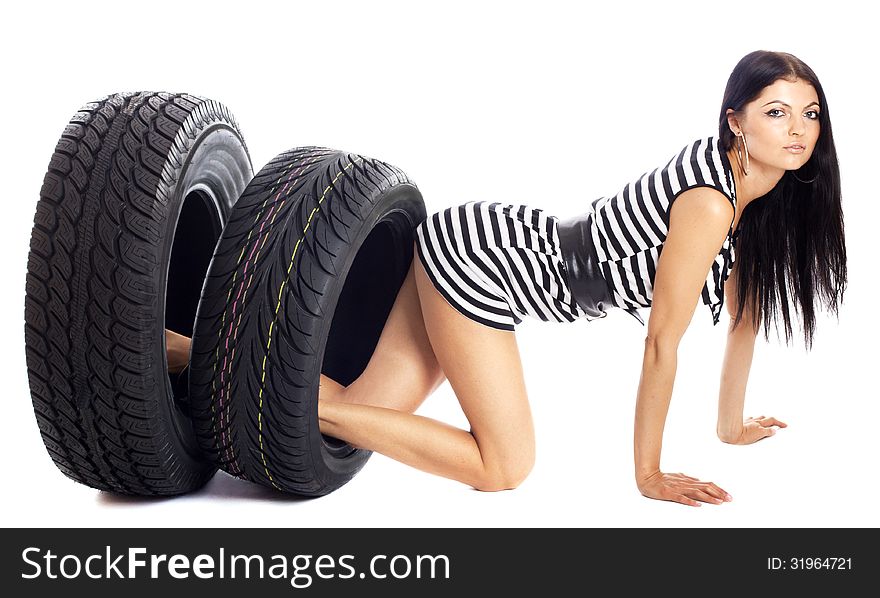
left=634, top=186, right=734, bottom=506
left=165, top=329, right=191, bottom=374
left=717, top=260, right=759, bottom=441
left=716, top=261, right=787, bottom=444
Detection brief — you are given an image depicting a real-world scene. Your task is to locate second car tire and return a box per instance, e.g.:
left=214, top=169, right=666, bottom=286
left=189, top=147, right=424, bottom=496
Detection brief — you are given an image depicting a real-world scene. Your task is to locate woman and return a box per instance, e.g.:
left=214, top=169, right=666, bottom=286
left=171, top=50, right=847, bottom=506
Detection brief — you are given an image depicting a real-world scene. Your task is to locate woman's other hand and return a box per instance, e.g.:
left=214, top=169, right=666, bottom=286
left=165, top=328, right=191, bottom=374
left=720, top=415, right=787, bottom=445
left=636, top=470, right=733, bottom=507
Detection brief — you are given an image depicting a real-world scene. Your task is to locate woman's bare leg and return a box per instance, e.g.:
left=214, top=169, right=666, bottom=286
left=319, top=256, right=447, bottom=413
left=161, top=260, right=442, bottom=405
left=318, top=241, right=536, bottom=491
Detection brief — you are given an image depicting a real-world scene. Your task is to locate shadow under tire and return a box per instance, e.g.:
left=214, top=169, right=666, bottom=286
left=189, top=147, right=425, bottom=496
left=24, top=91, right=254, bottom=495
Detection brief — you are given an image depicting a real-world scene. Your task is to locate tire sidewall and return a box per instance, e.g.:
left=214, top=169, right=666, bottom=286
left=312, top=182, right=425, bottom=490
left=157, top=124, right=252, bottom=471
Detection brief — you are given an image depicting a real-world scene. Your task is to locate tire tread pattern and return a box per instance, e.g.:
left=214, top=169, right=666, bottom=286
left=191, top=148, right=416, bottom=495
left=25, top=92, right=248, bottom=495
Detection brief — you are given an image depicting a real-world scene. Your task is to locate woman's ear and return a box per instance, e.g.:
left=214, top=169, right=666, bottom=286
left=726, top=108, right=740, bottom=135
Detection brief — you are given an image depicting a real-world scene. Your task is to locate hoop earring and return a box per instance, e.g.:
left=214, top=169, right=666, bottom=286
left=736, top=132, right=751, bottom=176
left=792, top=165, right=819, bottom=184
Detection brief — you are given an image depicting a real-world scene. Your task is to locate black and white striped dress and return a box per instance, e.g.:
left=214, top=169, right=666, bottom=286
left=414, top=201, right=595, bottom=331
left=415, top=135, right=738, bottom=331
left=589, top=135, right=738, bottom=326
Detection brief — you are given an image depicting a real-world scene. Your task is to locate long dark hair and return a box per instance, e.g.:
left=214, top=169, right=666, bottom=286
left=718, top=50, right=846, bottom=350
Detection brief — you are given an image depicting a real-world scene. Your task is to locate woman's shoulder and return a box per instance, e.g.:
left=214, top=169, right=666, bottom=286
left=667, top=134, right=729, bottom=172
left=664, top=134, right=736, bottom=206
left=591, top=134, right=735, bottom=229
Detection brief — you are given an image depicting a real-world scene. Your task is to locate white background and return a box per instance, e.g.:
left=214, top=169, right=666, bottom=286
left=1, top=0, right=876, bottom=528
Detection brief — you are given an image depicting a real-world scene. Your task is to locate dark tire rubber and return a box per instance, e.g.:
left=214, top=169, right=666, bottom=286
left=189, top=147, right=424, bottom=496
left=24, top=92, right=254, bottom=495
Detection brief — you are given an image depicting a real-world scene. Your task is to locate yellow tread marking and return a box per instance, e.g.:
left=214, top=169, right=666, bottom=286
left=218, top=174, right=295, bottom=469
left=211, top=153, right=325, bottom=472
left=211, top=160, right=296, bottom=464
left=257, top=157, right=363, bottom=489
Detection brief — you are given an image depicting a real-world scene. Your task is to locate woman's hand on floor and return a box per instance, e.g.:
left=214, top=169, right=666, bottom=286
left=722, top=415, right=787, bottom=445
left=636, top=470, right=732, bottom=507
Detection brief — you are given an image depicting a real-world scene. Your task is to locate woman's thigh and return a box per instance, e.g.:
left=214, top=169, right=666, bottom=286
left=413, top=246, right=536, bottom=485
left=340, top=258, right=446, bottom=413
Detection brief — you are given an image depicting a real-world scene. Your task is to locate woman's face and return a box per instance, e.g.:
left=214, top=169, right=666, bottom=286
left=729, top=78, right=821, bottom=172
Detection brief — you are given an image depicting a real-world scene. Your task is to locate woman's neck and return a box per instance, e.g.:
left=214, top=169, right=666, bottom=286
left=727, top=145, right=785, bottom=229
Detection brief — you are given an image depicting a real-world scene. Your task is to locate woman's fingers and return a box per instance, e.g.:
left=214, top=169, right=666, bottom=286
left=683, top=481, right=730, bottom=503
left=643, top=473, right=732, bottom=507
left=687, top=488, right=725, bottom=505
left=700, top=482, right=731, bottom=501
left=674, top=488, right=722, bottom=506
left=674, top=475, right=730, bottom=498
left=759, top=417, right=787, bottom=428
left=673, top=494, right=702, bottom=507
left=671, top=478, right=731, bottom=505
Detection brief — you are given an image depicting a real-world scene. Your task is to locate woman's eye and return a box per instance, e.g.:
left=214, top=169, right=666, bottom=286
left=766, top=108, right=819, bottom=119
